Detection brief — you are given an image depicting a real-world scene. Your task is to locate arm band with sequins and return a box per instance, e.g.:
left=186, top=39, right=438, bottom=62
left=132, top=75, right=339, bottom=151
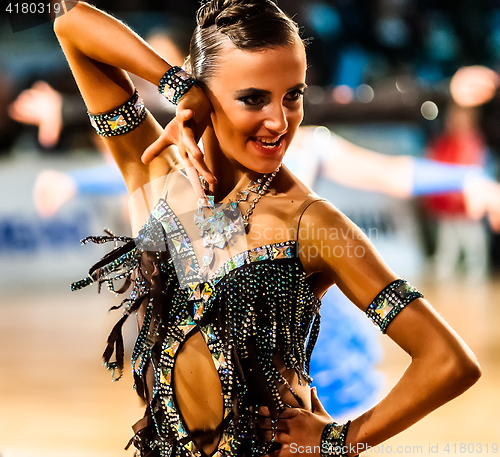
left=320, top=421, right=351, bottom=457
left=88, top=90, right=146, bottom=137
left=366, top=279, right=423, bottom=333
left=158, top=66, right=196, bottom=105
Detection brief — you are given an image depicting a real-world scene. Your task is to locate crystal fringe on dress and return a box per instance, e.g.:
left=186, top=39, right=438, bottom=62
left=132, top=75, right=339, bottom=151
left=72, top=198, right=322, bottom=457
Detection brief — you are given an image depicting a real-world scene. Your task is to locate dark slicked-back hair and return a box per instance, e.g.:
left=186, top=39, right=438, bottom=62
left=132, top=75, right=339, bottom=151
left=185, top=0, right=303, bottom=84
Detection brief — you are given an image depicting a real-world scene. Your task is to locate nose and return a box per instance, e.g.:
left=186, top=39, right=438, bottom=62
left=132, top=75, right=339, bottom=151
left=263, top=102, right=288, bottom=134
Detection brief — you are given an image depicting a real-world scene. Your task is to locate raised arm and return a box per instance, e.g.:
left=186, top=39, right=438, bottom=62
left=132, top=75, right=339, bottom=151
left=53, top=1, right=178, bottom=191
left=54, top=1, right=213, bottom=193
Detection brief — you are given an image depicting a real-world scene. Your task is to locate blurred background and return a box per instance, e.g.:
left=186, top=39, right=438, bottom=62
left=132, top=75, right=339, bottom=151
left=0, top=1, right=499, bottom=456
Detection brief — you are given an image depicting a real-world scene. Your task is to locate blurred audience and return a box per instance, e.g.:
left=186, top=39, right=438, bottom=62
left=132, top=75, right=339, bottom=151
left=4, top=1, right=500, bottom=425
left=8, top=80, right=63, bottom=149
left=4, top=2, right=500, bottom=272
left=423, top=66, right=500, bottom=281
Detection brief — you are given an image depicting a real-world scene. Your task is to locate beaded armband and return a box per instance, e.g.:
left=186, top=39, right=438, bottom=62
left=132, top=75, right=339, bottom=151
left=320, top=421, right=351, bottom=457
left=88, top=90, right=146, bottom=137
left=366, top=279, right=423, bottom=333
left=158, top=66, right=196, bottom=105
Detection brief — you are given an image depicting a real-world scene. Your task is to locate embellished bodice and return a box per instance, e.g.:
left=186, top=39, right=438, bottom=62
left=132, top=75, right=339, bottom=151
left=72, top=198, right=322, bottom=457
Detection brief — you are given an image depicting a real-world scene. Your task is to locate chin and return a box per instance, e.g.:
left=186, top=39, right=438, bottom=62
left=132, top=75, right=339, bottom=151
left=259, top=162, right=283, bottom=174
left=248, top=156, right=284, bottom=175
left=245, top=142, right=288, bottom=174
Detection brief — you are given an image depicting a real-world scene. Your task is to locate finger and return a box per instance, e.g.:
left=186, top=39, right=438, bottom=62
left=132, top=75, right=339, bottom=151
left=182, top=127, right=203, bottom=161
left=179, top=114, right=216, bottom=184
left=177, top=107, right=195, bottom=124
left=258, top=406, right=298, bottom=419
left=259, top=406, right=271, bottom=417
left=185, top=165, right=206, bottom=200
left=276, top=408, right=299, bottom=419
left=180, top=142, right=213, bottom=201
left=264, top=444, right=290, bottom=457
left=177, top=107, right=197, bottom=143
left=142, top=131, right=174, bottom=164
left=262, top=429, right=291, bottom=444
left=182, top=132, right=216, bottom=185
left=311, top=386, right=327, bottom=414
left=257, top=417, right=289, bottom=432
left=182, top=128, right=204, bottom=164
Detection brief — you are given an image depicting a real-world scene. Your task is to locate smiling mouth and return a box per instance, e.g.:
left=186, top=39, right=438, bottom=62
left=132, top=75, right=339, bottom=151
left=252, top=136, right=284, bottom=149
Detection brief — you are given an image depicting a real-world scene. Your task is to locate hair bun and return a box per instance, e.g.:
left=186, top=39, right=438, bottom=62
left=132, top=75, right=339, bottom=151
left=196, top=0, right=271, bottom=29
left=196, top=0, right=222, bottom=28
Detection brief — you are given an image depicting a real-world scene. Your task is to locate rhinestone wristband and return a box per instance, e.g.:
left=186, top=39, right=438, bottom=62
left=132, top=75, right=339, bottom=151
left=158, top=66, right=196, bottom=105
left=320, top=421, right=351, bottom=457
left=366, top=279, right=423, bottom=333
left=88, top=90, right=146, bottom=137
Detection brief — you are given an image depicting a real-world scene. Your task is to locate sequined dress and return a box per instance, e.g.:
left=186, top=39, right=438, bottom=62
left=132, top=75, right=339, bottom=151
left=72, top=196, right=324, bottom=457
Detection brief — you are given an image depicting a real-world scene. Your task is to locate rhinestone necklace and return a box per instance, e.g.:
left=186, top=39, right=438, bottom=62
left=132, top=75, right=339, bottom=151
left=235, top=166, right=280, bottom=227
left=194, top=167, right=280, bottom=272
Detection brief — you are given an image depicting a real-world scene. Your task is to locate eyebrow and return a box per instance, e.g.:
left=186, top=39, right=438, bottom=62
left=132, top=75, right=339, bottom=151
left=234, top=83, right=308, bottom=97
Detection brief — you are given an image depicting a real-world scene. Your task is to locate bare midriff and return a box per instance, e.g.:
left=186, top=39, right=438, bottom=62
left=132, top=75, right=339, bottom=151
left=173, top=330, right=224, bottom=455
left=173, top=331, right=312, bottom=455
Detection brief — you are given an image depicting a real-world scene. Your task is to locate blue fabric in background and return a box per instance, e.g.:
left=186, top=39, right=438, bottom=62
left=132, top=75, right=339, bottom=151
left=309, top=286, right=383, bottom=417
left=70, top=164, right=127, bottom=196
left=411, top=157, right=480, bottom=196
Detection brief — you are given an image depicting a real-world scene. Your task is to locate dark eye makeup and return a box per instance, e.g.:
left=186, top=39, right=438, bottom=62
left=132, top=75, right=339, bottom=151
left=235, top=85, right=307, bottom=108
left=240, top=94, right=266, bottom=106
left=285, top=89, right=305, bottom=101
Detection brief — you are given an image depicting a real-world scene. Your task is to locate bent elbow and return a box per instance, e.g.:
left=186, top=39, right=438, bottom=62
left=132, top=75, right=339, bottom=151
left=53, top=5, right=69, bottom=37
left=456, top=355, right=481, bottom=388
left=446, top=351, right=481, bottom=394
left=53, top=1, right=85, bottom=37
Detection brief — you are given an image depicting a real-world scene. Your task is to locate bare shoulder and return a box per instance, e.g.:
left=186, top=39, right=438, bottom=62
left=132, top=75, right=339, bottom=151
left=297, top=197, right=398, bottom=310
left=273, top=166, right=358, bottom=242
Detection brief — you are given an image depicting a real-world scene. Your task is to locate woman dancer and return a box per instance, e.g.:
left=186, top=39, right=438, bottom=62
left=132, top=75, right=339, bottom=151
left=56, top=1, right=481, bottom=456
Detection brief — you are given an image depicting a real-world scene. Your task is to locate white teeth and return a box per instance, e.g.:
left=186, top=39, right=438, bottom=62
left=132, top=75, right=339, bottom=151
left=256, top=137, right=281, bottom=146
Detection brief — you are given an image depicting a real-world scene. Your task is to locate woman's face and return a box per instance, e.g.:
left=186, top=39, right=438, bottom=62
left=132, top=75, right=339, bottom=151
left=205, top=39, right=307, bottom=174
